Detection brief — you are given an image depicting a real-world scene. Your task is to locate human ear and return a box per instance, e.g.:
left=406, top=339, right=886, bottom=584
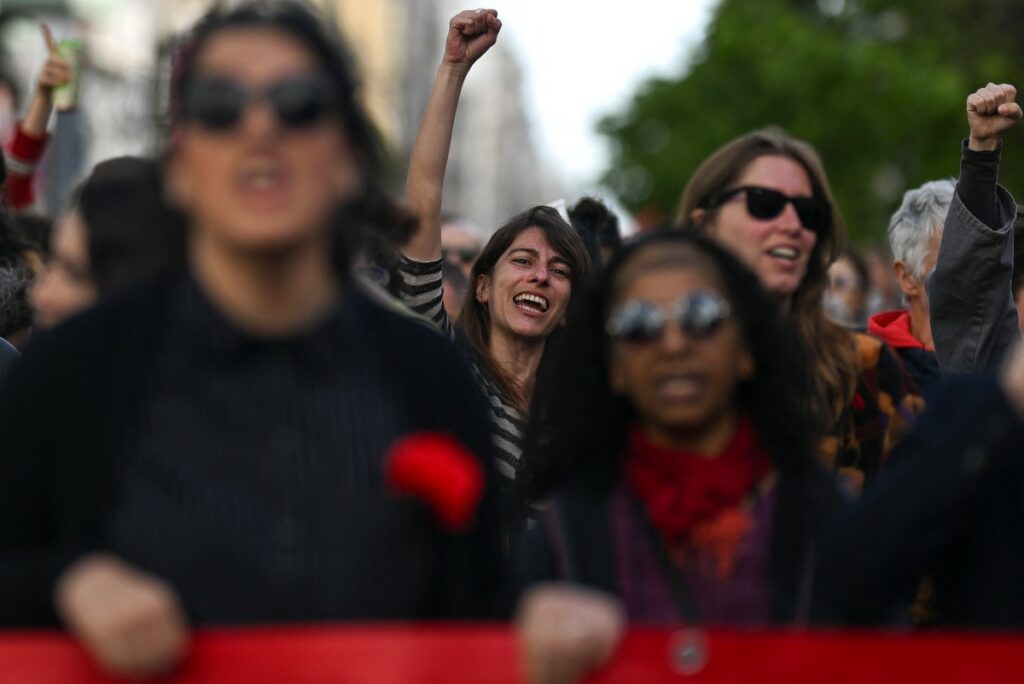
left=475, top=274, right=490, bottom=304
left=893, top=261, right=919, bottom=298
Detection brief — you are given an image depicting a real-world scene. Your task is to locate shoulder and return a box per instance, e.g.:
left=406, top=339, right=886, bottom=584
left=7, top=280, right=169, bottom=391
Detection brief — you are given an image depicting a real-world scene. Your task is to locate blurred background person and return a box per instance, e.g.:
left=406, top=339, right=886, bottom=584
left=441, top=258, right=468, bottom=321
left=517, top=231, right=837, bottom=683
left=0, top=2, right=503, bottom=678
left=863, top=246, right=903, bottom=317
left=28, top=156, right=185, bottom=330
left=824, top=249, right=869, bottom=330
left=676, top=128, right=906, bottom=493
left=0, top=216, right=36, bottom=350
left=3, top=25, right=69, bottom=212
left=867, top=180, right=952, bottom=399
left=440, top=212, right=482, bottom=280
left=568, top=195, right=622, bottom=268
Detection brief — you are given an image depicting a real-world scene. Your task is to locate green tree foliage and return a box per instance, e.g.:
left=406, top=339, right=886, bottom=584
left=600, top=0, right=1024, bottom=243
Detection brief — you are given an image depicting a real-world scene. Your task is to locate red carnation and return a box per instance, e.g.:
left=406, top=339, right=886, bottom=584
left=385, top=432, right=485, bottom=531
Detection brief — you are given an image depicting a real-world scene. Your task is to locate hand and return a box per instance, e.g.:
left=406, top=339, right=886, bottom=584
left=443, top=9, right=501, bottom=73
left=966, top=83, right=1022, bottom=152
left=517, top=583, right=625, bottom=684
left=55, top=553, right=190, bottom=678
left=36, top=24, right=71, bottom=97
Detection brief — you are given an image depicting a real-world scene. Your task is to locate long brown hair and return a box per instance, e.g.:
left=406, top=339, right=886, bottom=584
left=675, top=127, right=858, bottom=432
left=459, top=205, right=592, bottom=409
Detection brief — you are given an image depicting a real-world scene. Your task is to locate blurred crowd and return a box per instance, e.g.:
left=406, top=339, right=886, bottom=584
left=1, top=3, right=1024, bottom=682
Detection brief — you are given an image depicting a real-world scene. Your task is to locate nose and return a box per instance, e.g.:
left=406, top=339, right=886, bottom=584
left=777, top=201, right=804, bottom=233
left=658, top=318, right=694, bottom=355
left=528, top=264, right=550, bottom=284
left=238, top=97, right=279, bottom=139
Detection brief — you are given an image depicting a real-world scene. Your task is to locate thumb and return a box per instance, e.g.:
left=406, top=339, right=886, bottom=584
left=998, top=102, right=1023, bottom=120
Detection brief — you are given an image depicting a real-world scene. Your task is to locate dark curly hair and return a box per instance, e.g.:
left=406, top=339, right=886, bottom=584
left=520, top=229, right=819, bottom=501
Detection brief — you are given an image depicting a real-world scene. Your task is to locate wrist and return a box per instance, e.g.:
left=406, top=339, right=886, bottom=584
left=438, top=60, right=471, bottom=81
left=968, top=134, right=1001, bottom=152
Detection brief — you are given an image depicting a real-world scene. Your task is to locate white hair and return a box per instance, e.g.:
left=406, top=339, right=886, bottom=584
left=887, top=179, right=956, bottom=279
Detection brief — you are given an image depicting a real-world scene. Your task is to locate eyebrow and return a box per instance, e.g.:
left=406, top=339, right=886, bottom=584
left=508, top=248, right=571, bottom=267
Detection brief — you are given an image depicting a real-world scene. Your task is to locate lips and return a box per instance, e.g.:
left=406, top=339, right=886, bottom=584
left=513, top=292, right=550, bottom=314
left=656, top=372, right=704, bottom=402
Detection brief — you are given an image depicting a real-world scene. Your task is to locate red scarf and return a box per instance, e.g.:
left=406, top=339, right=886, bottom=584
left=625, top=417, right=771, bottom=553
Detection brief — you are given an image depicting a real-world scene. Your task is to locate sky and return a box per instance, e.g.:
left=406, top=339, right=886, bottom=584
left=483, top=1, right=719, bottom=189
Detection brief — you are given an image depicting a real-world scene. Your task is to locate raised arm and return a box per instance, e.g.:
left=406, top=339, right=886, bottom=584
left=6, top=25, right=70, bottom=210
left=928, top=83, right=1022, bottom=372
left=402, top=9, right=500, bottom=262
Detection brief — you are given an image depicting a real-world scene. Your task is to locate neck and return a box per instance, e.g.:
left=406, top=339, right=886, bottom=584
left=641, top=408, right=739, bottom=457
left=190, top=231, right=341, bottom=336
left=487, top=328, right=546, bottom=407
left=908, top=297, right=933, bottom=349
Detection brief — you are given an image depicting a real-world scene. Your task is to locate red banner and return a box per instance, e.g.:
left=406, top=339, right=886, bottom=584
left=2, top=625, right=1023, bottom=683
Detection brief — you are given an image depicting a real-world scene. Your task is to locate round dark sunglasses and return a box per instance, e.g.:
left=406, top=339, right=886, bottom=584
left=181, top=74, right=337, bottom=132
left=605, top=290, right=732, bottom=344
left=705, top=185, right=830, bottom=233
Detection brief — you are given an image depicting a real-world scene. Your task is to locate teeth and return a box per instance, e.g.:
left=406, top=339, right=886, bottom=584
left=769, top=247, right=798, bottom=260
left=659, top=376, right=700, bottom=395
left=514, top=293, right=549, bottom=311
left=240, top=167, right=283, bottom=190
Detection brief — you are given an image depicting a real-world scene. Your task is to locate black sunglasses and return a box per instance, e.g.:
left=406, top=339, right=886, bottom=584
left=605, top=290, right=732, bottom=344
left=182, top=74, right=338, bottom=132
left=706, top=185, right=830, bottom=234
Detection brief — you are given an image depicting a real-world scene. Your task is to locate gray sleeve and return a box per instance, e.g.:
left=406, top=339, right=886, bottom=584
left=395, top=254, right=455, bottom=341
left=927, top=185, right=1019, bottom=373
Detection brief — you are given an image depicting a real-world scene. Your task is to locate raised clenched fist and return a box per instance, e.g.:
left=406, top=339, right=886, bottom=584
left=966, top=83, right=1022, bottom=152
left=443, top=9, right=501, bottom=73
left=55, top=553, right=190, bottom=678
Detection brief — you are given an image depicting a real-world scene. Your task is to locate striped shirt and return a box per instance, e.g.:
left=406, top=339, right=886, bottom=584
left=397, top=255, right=528, bottom=489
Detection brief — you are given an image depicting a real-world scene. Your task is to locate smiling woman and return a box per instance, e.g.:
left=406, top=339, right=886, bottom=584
left=397, top=10, right=590, bottom=504
left=676, top=128, right=910, bottom=491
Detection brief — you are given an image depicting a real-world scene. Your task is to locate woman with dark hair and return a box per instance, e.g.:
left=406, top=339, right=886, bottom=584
left=28, top=156, right=185, bottom=329
left=399, top=9, right=590, bottom=496
left=0, top=1, right=502, bottom=677
left=676, top=128, right=905, bottom=492
left=515, top=231, right=839, bottom=683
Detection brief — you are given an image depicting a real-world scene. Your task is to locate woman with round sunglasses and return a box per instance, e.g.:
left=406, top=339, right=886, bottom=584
left=0, top=2, right=503, bottom=677
left=676, top=128, right=908, bottom=492
left=515, top=231, right=839, bottom=683
left=399, top=9, right=591, bottom=504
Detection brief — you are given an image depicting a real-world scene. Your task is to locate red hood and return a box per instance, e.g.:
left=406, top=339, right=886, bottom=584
left=867, top=310, right=931, bottom=351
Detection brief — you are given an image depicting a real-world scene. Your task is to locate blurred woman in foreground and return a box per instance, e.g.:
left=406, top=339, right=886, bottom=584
left=516, top=231, right=838, bottom=683
left=0, top=1, right=502, bottom=677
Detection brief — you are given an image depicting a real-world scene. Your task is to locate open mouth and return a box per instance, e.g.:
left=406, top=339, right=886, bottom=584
left=236, top=160, right=290, bottom=205
left=768, top=246, right=799, bottom=262
left=656, top=373, right=704, bottom=401
left=513, top=292, right=550, bottom=314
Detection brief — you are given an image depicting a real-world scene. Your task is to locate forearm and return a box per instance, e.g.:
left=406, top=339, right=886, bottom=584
left=20, top=89, right=54, bottom=138
left=957, top=139, right=1001, bottom=231
left=403, top=64, right=469, bottom=261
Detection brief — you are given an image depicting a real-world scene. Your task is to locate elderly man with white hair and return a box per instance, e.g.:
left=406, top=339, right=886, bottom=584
left=868, top=180, right=953, bottom=397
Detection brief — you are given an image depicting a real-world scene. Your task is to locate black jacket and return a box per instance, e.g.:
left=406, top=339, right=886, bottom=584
left=818, top=374, right=1024, bottom=627
left=515, top=463, right=842, bottom=625
left=0, top=277, right=505, bottom=626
